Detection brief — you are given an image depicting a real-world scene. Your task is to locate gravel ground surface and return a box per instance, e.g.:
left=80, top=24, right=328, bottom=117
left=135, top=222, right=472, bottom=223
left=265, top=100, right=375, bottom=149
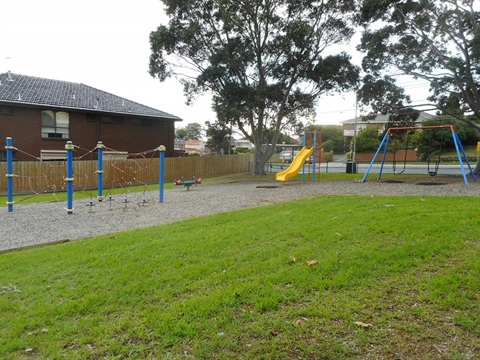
left=1, top=177, right=479, bottom=252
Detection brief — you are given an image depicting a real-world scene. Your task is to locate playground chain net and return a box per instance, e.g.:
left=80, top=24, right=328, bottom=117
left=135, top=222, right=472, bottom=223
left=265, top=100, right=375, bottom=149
left=5, top=143, right=160, bottom=207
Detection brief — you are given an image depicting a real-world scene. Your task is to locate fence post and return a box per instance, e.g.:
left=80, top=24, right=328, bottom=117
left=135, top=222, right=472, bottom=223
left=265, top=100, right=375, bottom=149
left=96, top=141, right=104, bottom=201
left=65, top=141, right=75, bottom=214
left=6, top=137, right=14, bottom=212
left=158, top=145, right=166, bottom=203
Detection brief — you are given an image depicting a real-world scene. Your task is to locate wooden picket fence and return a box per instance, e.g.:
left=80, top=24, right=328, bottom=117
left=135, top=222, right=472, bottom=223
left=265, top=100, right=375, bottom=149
left=0, top=154, right=253, bottom=194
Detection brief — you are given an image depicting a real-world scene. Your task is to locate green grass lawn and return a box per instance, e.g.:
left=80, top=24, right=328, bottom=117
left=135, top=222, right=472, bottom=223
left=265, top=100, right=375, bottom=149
left=442, top=145, right=478, bottom=157
left=1, top=193, right=479, bottom=359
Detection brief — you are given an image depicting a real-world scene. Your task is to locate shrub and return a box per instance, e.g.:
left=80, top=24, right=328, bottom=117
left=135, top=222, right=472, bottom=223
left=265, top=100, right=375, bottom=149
left=322, top=151, right=334, bottom=162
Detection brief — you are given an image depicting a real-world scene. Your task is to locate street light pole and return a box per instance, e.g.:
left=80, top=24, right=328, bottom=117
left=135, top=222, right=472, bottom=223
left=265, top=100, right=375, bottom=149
left=353, top=91, right=358, bottom=163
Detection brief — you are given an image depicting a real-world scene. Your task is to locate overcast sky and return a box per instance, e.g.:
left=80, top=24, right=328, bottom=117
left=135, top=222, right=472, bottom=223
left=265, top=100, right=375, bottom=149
left=1, top=0, right=431, bottom=129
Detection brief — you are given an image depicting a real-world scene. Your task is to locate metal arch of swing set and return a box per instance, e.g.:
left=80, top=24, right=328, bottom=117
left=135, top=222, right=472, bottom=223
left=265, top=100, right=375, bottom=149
left=360, top=125, right=478, bottom=185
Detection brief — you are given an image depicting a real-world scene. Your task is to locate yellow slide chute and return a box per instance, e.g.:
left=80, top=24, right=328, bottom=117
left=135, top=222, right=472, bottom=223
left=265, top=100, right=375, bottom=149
left=275, top=146, right=314, bottom=182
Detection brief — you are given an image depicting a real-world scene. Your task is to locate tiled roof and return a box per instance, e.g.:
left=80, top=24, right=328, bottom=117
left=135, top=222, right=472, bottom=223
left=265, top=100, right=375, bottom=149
left=341, top=111, right=434, bottom=124
left=0, top=72, right=181, bottom=120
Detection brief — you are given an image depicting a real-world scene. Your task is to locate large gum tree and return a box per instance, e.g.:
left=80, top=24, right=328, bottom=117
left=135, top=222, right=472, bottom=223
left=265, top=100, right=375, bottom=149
left=149, top=0, right=359, bottom=174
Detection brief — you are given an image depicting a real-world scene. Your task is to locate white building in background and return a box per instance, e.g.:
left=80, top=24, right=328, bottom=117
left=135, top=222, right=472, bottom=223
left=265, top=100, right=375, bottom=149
left=341, top=112, right=435, bottom=138
left=234, top=137, right=254, bottom=149
left=184, top=139, right=210, bottom=155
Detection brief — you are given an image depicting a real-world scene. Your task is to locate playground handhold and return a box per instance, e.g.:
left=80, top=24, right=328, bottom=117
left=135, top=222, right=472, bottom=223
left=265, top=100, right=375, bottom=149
left=173, top=178, right=184, bottom=185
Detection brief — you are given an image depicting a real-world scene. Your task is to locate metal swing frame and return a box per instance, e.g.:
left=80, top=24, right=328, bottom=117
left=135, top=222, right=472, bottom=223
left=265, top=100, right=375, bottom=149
left=361, top=125, right=477, bottom=185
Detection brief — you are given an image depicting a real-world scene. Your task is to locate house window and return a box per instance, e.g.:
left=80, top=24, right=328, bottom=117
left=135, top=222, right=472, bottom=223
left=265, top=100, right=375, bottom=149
left=132, top=118, right=153, bottom=127
left=41, top=110, right=69, bottom=139
left=0, top=150, right=17, bottom=161
left=40, top=150, right=67, bottom=160
left=0, top=105, right=14, bottom=116
left=103, top=151, right=128, bottom=161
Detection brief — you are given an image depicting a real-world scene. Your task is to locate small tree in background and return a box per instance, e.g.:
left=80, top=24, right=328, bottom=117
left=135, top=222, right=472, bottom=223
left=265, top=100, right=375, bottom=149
left=307, top=125, right=344, bottom=153
left=175, top=127, right=188, bottom=140
left=321, top=139, right=334, bottom=153
left=354, top=127, right=381, bottom=153
left=205, top=120, right=232, bottom=155
left=176, top=122, right=203, bottom=140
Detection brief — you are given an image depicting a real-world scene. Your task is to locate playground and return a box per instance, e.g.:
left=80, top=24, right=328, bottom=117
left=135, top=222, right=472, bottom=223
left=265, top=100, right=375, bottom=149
left=1, top=136, right=479, bottom=359
left=1, top=176, right=479, bottom=359
left=2, top=173, right=479, bottom=252
left=1, top=128, right=480, bottom=252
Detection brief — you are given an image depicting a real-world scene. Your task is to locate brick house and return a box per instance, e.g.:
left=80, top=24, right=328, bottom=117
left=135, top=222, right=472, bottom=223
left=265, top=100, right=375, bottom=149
left=184, top=139, right=210, bottom=155
left=0, top=72, right=181, bottom=161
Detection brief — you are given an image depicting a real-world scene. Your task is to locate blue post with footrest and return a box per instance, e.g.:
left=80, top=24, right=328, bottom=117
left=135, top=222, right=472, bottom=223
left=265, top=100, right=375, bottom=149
left=6, top=137, right=14, bottom=212
left=159, top=145, right=166, bottom=203
left=65, top=141, right=75, bottom=214
left=97, top=141, right=104, bottom=201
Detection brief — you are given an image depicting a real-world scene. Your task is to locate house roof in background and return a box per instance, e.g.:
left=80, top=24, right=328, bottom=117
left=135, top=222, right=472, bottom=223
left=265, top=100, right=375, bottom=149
left=184, top=139, right=204, bottom=145
left=0, top=72, right=181, bottom=121
left=341, top=111, right=435, bottom=124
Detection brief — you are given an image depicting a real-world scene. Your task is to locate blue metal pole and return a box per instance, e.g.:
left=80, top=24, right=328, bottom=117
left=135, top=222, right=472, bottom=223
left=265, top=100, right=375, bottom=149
left=455, top=132, right=476, bottom=182
left=159, top=145, right=166, bottom=203
left=361, top=132, right=390, bottom=183
left=456, top=132, right=477, bottom=182
left=451, top=130, right=470, bottom=184
left=312, top=131, right=317, bottom=182
left=65, top=141, right=75, bottom=214
left=6, top=137, right=14, bottom=212
left=378, top=134, right=391, bottom=180
left=301, top=132, right=307, bottom=182
left=97, top=141, right=104, bottom=201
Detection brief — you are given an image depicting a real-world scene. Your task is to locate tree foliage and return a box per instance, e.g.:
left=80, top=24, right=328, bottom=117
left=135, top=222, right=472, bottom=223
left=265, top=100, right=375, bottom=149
left=414, top=118, right=480, bottom=159
left=205, top=120, right=232, bottom=154
left=176, top=122, right=203, bottom=140
left=307, top=125, right=344, bottom=153
left=149, top=0, right=359, bottom=173
left=358, top=0, right=480, bottom=129
left=354, top=127, right=381, bottom=153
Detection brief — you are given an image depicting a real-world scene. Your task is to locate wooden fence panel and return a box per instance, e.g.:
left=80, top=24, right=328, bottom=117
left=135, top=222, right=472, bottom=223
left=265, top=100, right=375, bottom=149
left=0, top=154, right=253, bottom=194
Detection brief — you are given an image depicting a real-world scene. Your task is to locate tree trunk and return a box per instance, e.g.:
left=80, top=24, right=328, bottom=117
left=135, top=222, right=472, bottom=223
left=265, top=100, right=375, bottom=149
left=253, top=149, right=270, bottom=175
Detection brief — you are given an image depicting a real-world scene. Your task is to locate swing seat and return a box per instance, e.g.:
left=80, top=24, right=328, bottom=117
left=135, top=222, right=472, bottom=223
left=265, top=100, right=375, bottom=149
left=428, top=171, right=437, bottom=177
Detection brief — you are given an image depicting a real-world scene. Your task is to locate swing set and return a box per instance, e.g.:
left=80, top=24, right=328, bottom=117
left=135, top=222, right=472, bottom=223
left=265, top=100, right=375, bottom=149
left=361, top=125, right=477, bottom=184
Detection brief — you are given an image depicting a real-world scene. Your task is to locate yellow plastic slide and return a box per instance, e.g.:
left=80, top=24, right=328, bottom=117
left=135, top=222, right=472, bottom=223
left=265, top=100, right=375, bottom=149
left=276, top=146, right=314, bottom=182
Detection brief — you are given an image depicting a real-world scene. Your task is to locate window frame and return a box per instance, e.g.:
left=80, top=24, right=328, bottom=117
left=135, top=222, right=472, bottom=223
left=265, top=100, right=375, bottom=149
left=41, top=110, right=70, bottom=139
left=0, top=150, right=17, bottom=161
left=132, top=118, right=153, bottom=127
left=0, top=105, right=14, bottom=116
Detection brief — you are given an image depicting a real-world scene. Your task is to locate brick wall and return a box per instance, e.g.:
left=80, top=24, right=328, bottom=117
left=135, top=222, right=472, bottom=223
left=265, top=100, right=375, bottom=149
left=0, top=106, right=175, bottom=160
left=355, top=150, right=418, bottom=162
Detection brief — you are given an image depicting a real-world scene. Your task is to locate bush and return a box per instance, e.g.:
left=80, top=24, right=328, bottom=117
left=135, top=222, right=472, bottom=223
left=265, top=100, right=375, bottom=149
left=322, top=151, right=334, bottom=162
left=321, top=139, right=334, bottom=152
left=354, top=128, right=382, bottom=152
left=234, top=147, right=250, bottom=154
